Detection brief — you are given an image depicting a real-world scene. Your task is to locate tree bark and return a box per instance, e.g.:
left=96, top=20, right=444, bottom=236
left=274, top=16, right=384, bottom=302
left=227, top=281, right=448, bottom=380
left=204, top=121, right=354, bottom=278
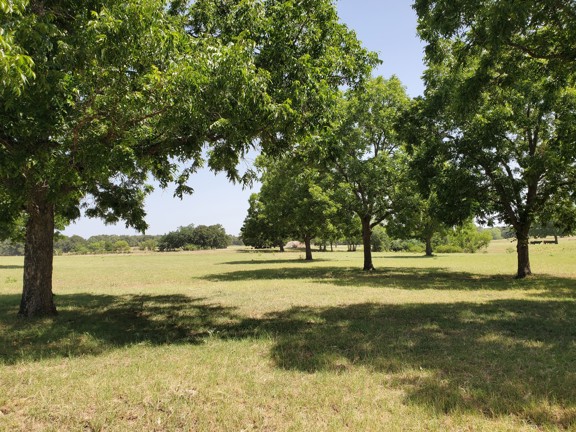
left=516, top=231, right=532, bottom=279
left=304, top=237, right=313, bottom=261
left=425, top=237, right=433, bottom=256
left=19, top=186, right=57, bottom=317
left=278, top=243, right=285, bottom=252
left=361, top=216, right=374, bottom=271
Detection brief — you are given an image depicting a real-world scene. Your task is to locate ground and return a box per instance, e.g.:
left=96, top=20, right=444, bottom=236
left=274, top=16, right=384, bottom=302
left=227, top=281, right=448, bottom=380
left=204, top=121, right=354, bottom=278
left=1, top=239, right=575, bottom=431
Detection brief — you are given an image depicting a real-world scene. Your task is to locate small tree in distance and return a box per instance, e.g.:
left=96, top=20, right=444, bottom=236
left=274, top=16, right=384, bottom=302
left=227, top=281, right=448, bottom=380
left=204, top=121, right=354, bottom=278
left=158, top=224, right=229, bottom=251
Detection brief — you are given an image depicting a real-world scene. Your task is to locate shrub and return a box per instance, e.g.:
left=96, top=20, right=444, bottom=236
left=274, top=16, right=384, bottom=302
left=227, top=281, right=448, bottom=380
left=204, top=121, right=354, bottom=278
left=113, top=240, right=131, bottom=253
left=435, top=244, right=464, bottom=253
left=390, top=239, right=425, bottom=252
left=371, top=226, right=391, bottom=252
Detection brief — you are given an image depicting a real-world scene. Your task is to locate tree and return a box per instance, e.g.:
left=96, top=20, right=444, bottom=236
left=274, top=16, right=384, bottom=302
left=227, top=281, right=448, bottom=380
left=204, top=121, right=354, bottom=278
left=158, top=225, right=195, bottom=251
left=191, top=224, right=229, bottom=249
left=325, top=76, right=410, bottom=270
left=334, top=209, right=362, bottom=252
left=416, top=5, right=576, bottom=278
left=386, top=191, right=446, bottom=256
left=257, top=156, right=339, bottom=261
left=240, top=193, right=288, bottom=250
left=1, top=0, right=375, bottom=317
left=529, top=223, right=562, bottom=244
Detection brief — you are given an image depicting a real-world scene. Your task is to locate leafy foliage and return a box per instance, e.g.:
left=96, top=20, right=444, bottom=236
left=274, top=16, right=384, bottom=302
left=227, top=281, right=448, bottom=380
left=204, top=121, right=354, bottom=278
left=415, top=1, right=576, bottom=277
left=323, top=76, right=410, bottom=269
left=0, top=0, right=34, bottom=96
left=1, top=0, right=376, bottom=316
left=433, top=221, right=492, bottom=253
left=253, top=155, right=339, bottom=260
left=158, top=224, right=229, bottom=251
left=370, top=225, right=390, bottom=252
left=240, top=193, right=287, bottom=250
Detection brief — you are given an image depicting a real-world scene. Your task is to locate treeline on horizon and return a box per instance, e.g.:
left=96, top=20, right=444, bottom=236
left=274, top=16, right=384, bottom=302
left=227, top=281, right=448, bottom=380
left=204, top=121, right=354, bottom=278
left=0, top=224, right=243, bottom=256
left=0, top=222, right=546, bottom=257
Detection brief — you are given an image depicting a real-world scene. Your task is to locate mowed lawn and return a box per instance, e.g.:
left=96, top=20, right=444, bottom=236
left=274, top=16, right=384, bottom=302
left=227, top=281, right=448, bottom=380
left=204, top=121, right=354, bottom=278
left=1, top=240, right=576, bottom=431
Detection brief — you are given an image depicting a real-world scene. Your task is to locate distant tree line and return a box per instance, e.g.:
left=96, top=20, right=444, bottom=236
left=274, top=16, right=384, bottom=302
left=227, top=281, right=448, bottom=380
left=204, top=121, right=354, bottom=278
left=0, top=225, right=240, bottom=256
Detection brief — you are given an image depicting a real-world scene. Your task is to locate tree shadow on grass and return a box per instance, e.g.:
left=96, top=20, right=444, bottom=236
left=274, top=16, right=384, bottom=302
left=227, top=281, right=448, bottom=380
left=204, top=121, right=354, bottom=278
left=0, top=265, right=23, bottom=270
left=202, top=265, right=576, bottom=296
left=222, top=300, right=576, bottom=429
left=0, top=293, right=237, bottom=365
left=2, top=290, right=576, bottom=427
left=384, top=254, right=439, bottom=259
left=219, top=258, right=331, bottom=266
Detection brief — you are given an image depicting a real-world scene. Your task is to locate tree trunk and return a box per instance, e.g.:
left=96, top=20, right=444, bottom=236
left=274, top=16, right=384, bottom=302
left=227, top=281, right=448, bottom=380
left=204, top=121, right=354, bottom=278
left=554, top=235, right=558, bottom=244
left=304, top=237, right=313, bottom=261
left=361, top=216, right=374, bottom=271
left=279, top=243, right=285, bottom=252
left=19, top=187, right=57, bottom=317
left=516, top=231, right=532, bottom=279
left=425, top=237, right=433, bottom=256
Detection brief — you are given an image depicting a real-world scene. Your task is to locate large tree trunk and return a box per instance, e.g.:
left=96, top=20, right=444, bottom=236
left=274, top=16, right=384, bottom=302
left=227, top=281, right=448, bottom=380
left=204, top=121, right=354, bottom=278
left=425, top=237, right=433, bottom=256
left=516, top=230, right=532, bottom=279
left=304, top=237, right=313, bottom=261
left=361, top=216, right=374, bottom=271
left=19, top=187, right=57, bottom=317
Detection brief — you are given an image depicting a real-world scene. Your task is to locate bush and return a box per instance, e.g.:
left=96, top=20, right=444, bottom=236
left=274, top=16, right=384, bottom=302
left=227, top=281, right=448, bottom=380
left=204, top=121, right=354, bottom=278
left=0, top=241, right=24, bottom=256
left=138, top=239, right=158, bottom=251
left=435, top=244, right=464, bottom=253
left=433, top=221, right=492, bottom=253
left=371, top=226, right=391, bottom=252
left=113, top=240, right=131, bottom=253
left=390, top=239, right=425, bottom=253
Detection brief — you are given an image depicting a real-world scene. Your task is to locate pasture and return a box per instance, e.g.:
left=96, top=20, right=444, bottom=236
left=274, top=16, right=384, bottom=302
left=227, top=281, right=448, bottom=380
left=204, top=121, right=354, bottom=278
left=1, top=239, right=575, bottom=431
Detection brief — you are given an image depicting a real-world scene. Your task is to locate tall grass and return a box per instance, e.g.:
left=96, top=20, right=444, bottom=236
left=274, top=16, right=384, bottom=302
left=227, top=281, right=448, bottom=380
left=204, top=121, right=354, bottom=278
left=1, top=240, right=575, bottom=431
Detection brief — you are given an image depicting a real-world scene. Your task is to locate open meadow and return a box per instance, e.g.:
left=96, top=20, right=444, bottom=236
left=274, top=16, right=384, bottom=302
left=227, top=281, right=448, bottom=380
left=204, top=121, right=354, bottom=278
left=1, top=239, right=576, bottom=431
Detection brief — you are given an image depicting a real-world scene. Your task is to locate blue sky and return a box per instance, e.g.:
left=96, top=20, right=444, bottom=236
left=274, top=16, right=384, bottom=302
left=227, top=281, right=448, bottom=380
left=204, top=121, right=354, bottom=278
left=63, top=1, right=425, bottom=238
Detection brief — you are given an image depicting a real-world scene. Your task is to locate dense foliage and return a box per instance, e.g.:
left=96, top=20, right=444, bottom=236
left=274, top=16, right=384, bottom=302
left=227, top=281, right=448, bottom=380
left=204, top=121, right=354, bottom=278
left=324, top=76, right=411, bottom=270
left=415, top=0, right=576, bottom=278
left=1, top=0, right=375, bottom=316
left=158, top=224, right=230, bottom=251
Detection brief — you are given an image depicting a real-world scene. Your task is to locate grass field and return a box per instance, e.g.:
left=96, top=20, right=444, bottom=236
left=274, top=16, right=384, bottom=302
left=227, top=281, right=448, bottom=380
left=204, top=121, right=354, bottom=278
left=1, top=239, right=575, bottom=431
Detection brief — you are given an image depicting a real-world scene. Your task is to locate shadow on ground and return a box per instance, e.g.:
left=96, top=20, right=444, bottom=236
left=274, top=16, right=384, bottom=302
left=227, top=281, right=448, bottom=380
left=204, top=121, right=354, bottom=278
left=222, top=299, right=576, bottom=427
left=2, top=269, right=576, bottom=428
left=202, top=265, right=576, bottom=296
left=0, top=293, right=237, bottom=364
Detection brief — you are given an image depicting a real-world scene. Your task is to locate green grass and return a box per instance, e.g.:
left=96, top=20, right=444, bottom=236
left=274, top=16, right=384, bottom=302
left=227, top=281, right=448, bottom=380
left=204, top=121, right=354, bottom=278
left=1, top=240, right=576, bottom=431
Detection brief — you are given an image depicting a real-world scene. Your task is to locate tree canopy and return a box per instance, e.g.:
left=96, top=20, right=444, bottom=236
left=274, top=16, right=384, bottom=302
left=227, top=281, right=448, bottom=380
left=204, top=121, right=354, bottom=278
left=415, top=0, right=576, bottom=278
left=324, top=76, right=410, bottom=270
left=254, top=155, right=339, bottom=261
left=1, top=0, right=376, bottom=317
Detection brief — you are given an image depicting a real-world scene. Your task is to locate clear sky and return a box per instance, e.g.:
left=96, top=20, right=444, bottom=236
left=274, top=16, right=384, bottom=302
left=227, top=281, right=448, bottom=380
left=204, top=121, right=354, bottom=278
left=62, top=0, right=425, bottom=238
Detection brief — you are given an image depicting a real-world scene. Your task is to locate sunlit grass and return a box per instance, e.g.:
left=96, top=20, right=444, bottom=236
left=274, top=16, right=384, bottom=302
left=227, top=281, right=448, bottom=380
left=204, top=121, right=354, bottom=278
left=1, top=241, right=575, bottom=430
